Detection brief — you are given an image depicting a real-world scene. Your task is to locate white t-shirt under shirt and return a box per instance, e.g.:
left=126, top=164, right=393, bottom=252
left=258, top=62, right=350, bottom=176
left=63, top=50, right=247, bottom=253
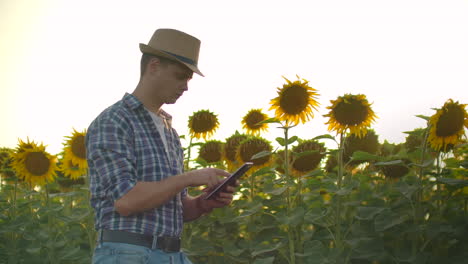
left=145, top=108, right=169, bottom=154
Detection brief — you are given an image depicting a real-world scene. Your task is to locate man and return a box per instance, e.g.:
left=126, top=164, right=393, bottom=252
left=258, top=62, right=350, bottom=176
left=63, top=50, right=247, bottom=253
left=86, top=28, right=236, bottom=263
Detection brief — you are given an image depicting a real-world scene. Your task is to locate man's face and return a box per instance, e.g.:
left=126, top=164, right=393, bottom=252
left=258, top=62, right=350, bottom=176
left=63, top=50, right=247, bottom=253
left=153, top=60, right=193, bottom=104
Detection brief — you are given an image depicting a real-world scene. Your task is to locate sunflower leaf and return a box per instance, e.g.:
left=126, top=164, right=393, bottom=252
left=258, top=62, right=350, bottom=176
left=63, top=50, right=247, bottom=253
left=287, top=136, right=298, bottom=144
left=351, top=151, right=382, bottom=162
left=252, top=257, right=275, bottom=264
left=313, top=134, right=336, bottom=141
left=437, top=178, right=468, bottom=188
left=251, top=242, right=283, bottom=257
left=374, top=160, right=404, bottom=166
left=265, top=186, right=288, bottom=195
left=415, top=115, right=430, bottom=121
left=258, top=118, right=281, bottom=124
left=251, top=151, right=272, bottom=160
left=276, top=137, right=286, bottom=146
left=410, top=159, right=434, bottom=168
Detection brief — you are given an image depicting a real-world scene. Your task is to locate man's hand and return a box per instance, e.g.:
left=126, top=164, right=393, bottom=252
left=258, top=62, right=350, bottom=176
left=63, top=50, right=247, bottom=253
left=196, top=180, right=240, bottom=213
left=185, top=168, right=231, bottom=189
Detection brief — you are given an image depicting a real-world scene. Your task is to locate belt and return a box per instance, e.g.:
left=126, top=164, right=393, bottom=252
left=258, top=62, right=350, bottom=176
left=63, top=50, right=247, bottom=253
left=101, top=229, right=181, bottom=252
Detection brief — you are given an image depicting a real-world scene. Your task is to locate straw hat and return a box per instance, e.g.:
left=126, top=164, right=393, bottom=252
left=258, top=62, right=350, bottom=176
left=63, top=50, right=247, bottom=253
left=139, top=28, right=204, bottom=76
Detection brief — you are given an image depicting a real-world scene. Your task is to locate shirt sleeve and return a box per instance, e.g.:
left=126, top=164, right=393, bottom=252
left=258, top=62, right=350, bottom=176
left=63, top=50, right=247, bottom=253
left=87, top=117, right=136, bottom=202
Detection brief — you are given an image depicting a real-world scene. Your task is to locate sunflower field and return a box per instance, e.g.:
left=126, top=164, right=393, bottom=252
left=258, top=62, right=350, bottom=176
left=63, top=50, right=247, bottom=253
left=1, top=76, right=467, bottom=264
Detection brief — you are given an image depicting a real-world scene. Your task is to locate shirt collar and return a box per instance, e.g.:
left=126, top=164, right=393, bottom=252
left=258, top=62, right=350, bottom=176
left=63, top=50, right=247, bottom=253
left=123, top=93, right=173, bottom=127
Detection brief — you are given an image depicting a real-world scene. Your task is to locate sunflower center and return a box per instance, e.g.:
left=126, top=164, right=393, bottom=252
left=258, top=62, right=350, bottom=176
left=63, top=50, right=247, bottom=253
left=25, top=152, right=50, bottom=176
left=333, top=98, right=369, bottom=126
left=225, top=136, right=246, bottom=162
left=200, top=143, right=222, bottom=163
left=192, top=115, right=217, bottom=133
left=239, top=140, right=270, bottom=166
left=245, top=112, right=265, bottom=129
left=435, top=105, right=465, bottom=137
left=292, top=142, right=324, bottom=172
left=279, top=85, right=308, bottom=115
left=71, top=135, right=86, bottom=159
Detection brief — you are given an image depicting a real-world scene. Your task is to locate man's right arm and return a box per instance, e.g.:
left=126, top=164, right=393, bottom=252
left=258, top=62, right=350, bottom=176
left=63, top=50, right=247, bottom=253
left=114, top=168, right=229, bottom=216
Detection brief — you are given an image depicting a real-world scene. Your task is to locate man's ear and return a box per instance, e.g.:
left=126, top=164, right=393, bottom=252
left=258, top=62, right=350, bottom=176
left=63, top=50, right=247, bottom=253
left=147, top=57, right=161, bottom=74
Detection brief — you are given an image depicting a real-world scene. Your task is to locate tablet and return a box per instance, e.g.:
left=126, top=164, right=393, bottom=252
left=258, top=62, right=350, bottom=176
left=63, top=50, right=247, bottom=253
left=203, top=162, right=254, bottom=200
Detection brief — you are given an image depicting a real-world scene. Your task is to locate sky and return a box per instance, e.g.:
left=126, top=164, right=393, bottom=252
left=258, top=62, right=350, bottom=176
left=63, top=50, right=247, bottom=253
left=1, top=0, right=467, bottom=155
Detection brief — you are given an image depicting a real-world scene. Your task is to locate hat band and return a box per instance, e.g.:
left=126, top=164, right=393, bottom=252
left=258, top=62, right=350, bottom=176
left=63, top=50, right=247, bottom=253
left=161, top=50, right=197, bottom=67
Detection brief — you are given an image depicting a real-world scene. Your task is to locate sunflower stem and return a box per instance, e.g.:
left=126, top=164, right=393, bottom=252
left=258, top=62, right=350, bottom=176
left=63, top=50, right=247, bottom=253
left=413, top=126, right=430, bottom=259
left=44, top=180, right=56, bottom=264
left=334, top=132, right=345, bottom=250
left=9, top=175, right=19, bottom=264
left=283, top=126, right=296, bottom=264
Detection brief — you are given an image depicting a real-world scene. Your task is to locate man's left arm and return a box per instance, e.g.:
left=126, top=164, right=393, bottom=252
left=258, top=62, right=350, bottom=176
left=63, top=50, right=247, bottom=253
left=182, top=184, right=237, bottom=222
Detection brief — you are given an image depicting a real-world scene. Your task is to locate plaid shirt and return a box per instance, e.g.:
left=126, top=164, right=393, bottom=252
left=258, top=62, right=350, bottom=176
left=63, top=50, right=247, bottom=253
left=86, top=93, right=186, bottom=237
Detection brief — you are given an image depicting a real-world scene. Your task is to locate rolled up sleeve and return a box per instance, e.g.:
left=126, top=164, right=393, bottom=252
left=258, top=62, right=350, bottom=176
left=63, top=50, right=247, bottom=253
left=87, top=117, right=136, bottom=202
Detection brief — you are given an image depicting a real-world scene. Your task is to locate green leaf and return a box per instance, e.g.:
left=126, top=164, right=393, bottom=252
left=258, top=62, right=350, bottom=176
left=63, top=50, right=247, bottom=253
left=251, top=151, right=272, bottom=160
left=251, top=167, right=274, bottom=177
left=302, top=169, right=323, bottom=178
left=437, top=178, right=468, bottom=188
left=313, top=134, right=336, bottom=141
left=265, top=186, right=288, bottom=195
left=374, top=210, right=407, bottom=231
left=258, top=117, right=281, bottom=124
left=374, top=160, right=403, bottom=166
left=355, top=206, right=386, bottom=220
left=276, top=137, right=285, bottom=146
left=302, top=240, right=327, bottom=263
left=410, top=159, right=434, bottom=168
left=253, top=257, right=275, bottom=264
left=251, top=242, right=283, bottom=256
left=394, top=181, right=419, bottom=199
left=415, top=114, right=430, bottom=121
left=287, top=136, right=298, bottom=144
left=351, top=151, right=381, bottom=162
left=223, top=242, right=244, bottom=257
left=60, top=246, right=81, bottom=260
left=239, top=203, right=263, bottom=217
left=26, top=247, right=41, bottom=254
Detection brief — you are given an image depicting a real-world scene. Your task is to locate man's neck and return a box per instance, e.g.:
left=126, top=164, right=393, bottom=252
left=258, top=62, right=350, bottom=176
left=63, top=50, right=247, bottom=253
left=132, top=80, right=163, bottom=114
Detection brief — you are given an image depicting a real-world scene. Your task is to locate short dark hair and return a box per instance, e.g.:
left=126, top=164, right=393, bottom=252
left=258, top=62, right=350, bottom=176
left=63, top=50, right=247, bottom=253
left=140, top=53, right=176, bottom=77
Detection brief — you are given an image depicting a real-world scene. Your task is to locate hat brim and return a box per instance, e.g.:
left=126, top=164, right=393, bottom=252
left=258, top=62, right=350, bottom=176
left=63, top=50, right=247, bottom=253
left=139, top=44, right=204, bottom=77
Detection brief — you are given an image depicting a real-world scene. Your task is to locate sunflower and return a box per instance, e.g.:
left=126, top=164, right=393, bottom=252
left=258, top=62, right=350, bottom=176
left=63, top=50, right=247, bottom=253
left=62, top=128, right=87, bottom=170
left=291, top=140, right=326, bottom=176
left=60, top=153, right=87, bottom=180
left=0, top=147, right=16, bottom=183
left=236, top=136, right=273, bottom=170
left=324, top=94, right=377, bottom=138
left=428, top=99, right=467, bottom=152
left=380, top=158, right=411, bottom=179
left=241, top=108, right=269, bottom=135
left=188, top=110, right=220, bottom=139
left=269, top=76, right=319, bottom=126
left=325, top=154, right=338, bottom=173
left=274, top=150, right=290, bottom=174
left=343, top=129, right=380, bottom=165
left=11, top=140, right=58, bottom=186
left=223, top=133, right=248, bottom=170
left=10, top=138, right=37, bottom=179
left=379, top=140, right=403, bottom=157
left=197, top=140, right=224, bottom=165
left=404, top=128, right=426, bottom=153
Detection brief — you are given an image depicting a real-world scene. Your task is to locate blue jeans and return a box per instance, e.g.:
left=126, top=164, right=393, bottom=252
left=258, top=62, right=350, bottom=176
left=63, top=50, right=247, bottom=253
left=93, top=242, right=194, bottom=264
